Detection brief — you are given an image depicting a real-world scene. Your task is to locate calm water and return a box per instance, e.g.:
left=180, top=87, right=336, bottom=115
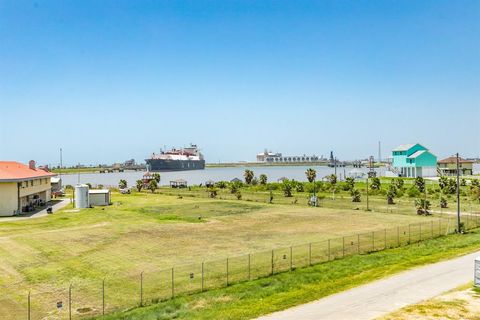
left=61, top=165, right=385, bottom=187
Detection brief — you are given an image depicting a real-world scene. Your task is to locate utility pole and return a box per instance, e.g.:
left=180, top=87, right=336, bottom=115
left=378, top=141, right=381, bottom=164
left=366, top=176, right=370, bottom=211
left=59, top=148, right=63, bottom=182
left=456, top=153, right=461, bottom=232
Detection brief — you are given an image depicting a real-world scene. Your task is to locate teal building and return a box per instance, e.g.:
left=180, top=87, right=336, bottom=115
left=391, top=143, right=437, bottom=177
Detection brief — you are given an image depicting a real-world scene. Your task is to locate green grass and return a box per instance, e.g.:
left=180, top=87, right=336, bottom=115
left=97, top=228, right=480, bottom=320
left=0, top=191, right=441, bottom=318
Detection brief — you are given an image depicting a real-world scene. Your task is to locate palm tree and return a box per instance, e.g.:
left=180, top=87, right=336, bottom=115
left=244, top=170, right=254, bottom=184
left=148, top=180, right=158, bottom=193
left=351, top=189, right=361, bottom=202
left=119, top=179, right=127, bottom=189
left=136, top=180, right=143, bottom=192
left=387, top=184, right=397, bottom=204
left=259, top=174, right=268, bottom=185
left=305, top=168, right=317, bottom=183
left=415, top=198, right=431, bottom=215
left=152, top=173, right=161, bottom=183
left=344, top=177, right=355, bottom=191
left=440, top=197, right=448, bottom=208
left=370, top=177, right=381, bottom=190
left=282, top=180, right=293, bottom=197
left=414, top=177, right=425, bottom=193
left=326, top=174, right=337, bottom=185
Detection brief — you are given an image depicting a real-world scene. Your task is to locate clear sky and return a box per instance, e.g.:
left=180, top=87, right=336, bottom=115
left=1, top=0, right=479, bottom=166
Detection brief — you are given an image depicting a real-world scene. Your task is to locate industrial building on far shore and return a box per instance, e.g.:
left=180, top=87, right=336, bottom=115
left=256, top=150, right=327, bottom=163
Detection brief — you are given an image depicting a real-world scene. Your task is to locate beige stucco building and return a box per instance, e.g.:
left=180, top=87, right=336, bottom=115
left=0, top=161, right=56, bottom=217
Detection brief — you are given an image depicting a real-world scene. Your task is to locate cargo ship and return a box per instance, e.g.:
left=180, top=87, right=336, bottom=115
left=145, top=144, right=205, bottom=171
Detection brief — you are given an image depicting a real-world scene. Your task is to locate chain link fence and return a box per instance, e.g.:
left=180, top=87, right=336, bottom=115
left=1, top=214, right=479, bottom=319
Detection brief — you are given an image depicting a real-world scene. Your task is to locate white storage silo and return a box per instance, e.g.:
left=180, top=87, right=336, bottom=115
left=75, top=184, right=90, bottom=208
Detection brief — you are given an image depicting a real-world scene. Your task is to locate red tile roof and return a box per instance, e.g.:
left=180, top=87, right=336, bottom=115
left=0, top=161, right=56, bottom=181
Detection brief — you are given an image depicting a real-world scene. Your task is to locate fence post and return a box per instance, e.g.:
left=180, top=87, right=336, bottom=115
left=309, top=243, right=312, bottom=266
left=69, top=284, right=72, bottom=320
left=248, top=254, right=251, bottom=281
left=290, top=246, right=293, bottom=271
left=171, top=267, right=175, bottom=298
left=102, top=278, right=105, bottom=315
left=28, top=291, right=31, bottom=320
left=226, top=258, right=229, bottom=287
left=408, top=224, right=411, bottom=243
left=140, top=271, right=143, bottom=307
left=328, top=239, right=331, bottom=261
left=372, top=231, right=375, bottom=251
left=271, top=249, right=274, bottom=275
left=384, top=229, right=387, bottom=249
left=201, top=262, right=204, bottom=292
left=357, top=234, right=360, bottom=254
left=397, top=226, right=400, bottom=247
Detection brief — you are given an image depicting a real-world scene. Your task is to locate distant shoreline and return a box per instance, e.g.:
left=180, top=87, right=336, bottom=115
left=205, top=162, right=330, bottom=168
left=52, top=162, right=333, bottom=174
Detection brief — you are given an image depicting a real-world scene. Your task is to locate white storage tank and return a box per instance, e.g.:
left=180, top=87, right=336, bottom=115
left=75, top=184, right=90, bottom=208
left=476, top=257, right=480, bottom=287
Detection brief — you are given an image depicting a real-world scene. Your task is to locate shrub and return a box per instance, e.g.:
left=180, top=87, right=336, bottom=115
left=215, top=181, right=227, bottom=189
left=407, top=186, right=421, bottom=197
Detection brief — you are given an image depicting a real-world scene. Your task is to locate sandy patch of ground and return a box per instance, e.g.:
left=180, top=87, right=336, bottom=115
left=380, top=285, right=480, bottom=320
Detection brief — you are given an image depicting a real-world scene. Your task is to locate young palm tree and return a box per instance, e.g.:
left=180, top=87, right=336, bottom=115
left=148, top=180, right=158, bottom=193
left=387, top=184, right=397, bottom=204
left=282, top=180, right=293, bottom=197
left=118, top=179, right=127, bottom=189
left=244, top=170, right=254, bottom=184
left=259, top=174, right=268, bottom=185
left=136, top=179, right=143, bottom=192
left=351, top=189, right=361, bottom=202
left=305, top=168, right=317, bottom=183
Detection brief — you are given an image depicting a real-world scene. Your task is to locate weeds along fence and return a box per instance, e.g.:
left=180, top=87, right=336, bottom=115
left=1, top=215, right=480, bottom=319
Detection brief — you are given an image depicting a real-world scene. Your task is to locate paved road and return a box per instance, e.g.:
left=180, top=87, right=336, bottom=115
left=257, top=251, right=480, bottom=320
left=0, top=199, right=70, bottom=222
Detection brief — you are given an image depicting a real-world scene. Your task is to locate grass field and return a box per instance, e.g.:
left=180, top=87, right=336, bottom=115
left=97, top=228, right=480, bottom=320
left=0, top=191, right=443, bottom=318
left=158, top=182, right=480, bottom=217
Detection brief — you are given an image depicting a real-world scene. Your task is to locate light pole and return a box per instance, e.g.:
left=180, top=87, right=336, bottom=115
left=456, top=153, right=461, bottom=233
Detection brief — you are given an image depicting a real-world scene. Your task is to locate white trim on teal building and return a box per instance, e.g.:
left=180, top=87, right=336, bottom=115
left=391, top=143, right=437, bottom=178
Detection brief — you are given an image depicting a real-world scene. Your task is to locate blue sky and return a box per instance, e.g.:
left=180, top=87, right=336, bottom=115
left=1, top=0, right=479, bottom=166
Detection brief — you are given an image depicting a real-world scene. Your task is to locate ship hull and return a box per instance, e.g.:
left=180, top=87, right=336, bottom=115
left=146, top=159, right=205, bottom=172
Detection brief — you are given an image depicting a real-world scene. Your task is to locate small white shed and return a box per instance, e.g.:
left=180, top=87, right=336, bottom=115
left=475, top=257, right=480, bottom=287
left=88, top=189, right=111, bottom=206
